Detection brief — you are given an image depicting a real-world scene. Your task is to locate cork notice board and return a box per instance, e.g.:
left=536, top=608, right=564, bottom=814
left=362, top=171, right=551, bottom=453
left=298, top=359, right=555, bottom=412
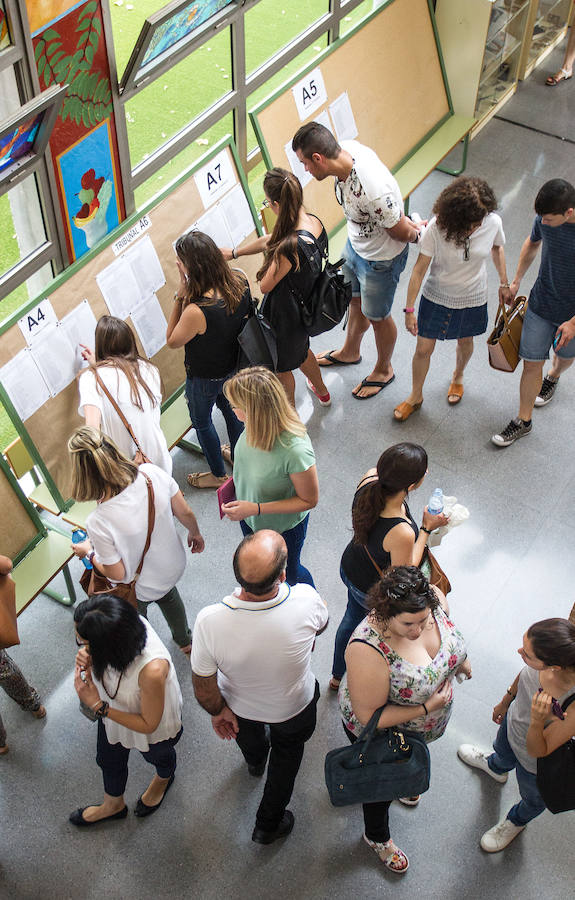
left=0, top=137, right=263, bottom=509
left=0, top=457, right=41, bottom=564
left=250, top=0, right=451, bottom=236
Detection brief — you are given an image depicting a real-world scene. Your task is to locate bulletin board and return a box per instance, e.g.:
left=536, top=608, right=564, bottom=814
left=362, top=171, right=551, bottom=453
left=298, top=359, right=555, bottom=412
left=250, top=0, right=452, bottom=236
left=0, top=136, right=263, bottom=510
left=0, top=453, right=43, bottom=565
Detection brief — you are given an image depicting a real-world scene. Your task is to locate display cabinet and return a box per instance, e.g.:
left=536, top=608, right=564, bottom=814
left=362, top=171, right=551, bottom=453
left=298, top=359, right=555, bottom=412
left=518, top=0, right=574, bottom=79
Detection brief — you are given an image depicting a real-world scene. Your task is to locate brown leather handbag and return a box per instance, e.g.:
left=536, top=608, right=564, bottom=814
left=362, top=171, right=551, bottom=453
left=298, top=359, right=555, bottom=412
left=0, top=559, right=19, bottom=650
left=80, top=473, right=155, bottom=609
left=487, top=296, right=527, bottom=373
left=364, top=543, right=451, bottom=596
left=93, top=369, right=151, bottom=464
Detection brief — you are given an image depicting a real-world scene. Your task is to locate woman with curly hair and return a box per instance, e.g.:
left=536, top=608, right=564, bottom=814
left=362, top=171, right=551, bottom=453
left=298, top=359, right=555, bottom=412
left=330, top=442, right=448, bottom=689
left=394, top=177, right=508, bottom=420
left=225, top=167, right=330, bottom=407
left=338, top=565, right=470, bottom=871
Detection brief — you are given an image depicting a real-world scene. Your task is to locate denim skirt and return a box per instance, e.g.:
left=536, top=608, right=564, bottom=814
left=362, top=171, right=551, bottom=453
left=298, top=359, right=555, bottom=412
left=417, top=295, right=488, bottom=341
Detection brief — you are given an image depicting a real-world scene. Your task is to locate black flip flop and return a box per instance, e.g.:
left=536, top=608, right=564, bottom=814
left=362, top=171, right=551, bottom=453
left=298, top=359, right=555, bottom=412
left=317, top=350, right=362, bottom=367
left=352, top=375, right=395, bottom=399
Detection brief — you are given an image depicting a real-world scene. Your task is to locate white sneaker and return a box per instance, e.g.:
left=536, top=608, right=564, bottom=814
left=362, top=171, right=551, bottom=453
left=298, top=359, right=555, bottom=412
left=480, top=818, right=525, bottom=852
left=457, top=744, right=508, bottom=783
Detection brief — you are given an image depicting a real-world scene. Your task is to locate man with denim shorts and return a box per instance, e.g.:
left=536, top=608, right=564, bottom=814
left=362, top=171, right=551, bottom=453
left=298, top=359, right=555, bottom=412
left=492, top=178, right=575, bottom=447
left=292, top=123, right=421, bottom=399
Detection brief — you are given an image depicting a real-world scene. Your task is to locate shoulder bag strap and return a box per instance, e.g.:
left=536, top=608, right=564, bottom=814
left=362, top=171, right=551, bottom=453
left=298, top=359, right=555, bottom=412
left=356, top=705, right=386, bottom=747
left=133, top=473, right=156, bottom=581
left=93, top=368, right=146, bottom=458
left=363, top=544, right=384, bottom=578
left=561, top=692, right=575, bottom=713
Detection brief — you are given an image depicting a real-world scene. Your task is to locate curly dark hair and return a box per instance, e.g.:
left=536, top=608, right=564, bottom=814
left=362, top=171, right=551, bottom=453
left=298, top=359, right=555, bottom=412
left=368, top=566, right=439, bottom=625
left=433, top=176, right=497, bottom=248
left=352, top=443, right=428, bottom=545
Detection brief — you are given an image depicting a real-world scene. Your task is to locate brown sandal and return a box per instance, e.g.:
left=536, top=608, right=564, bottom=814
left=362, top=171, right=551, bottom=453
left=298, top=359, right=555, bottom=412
left=187, top=472, right=228, bottom=489
left=447, top=383, right=464, bottom=405
left=393, top=400, right=422, bottom=421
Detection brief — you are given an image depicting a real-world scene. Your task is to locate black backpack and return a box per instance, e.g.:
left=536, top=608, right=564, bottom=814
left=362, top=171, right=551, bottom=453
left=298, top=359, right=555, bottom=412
left=289, top=230, right=352, bottom=337
left=536, top=692, right=575, bottom=814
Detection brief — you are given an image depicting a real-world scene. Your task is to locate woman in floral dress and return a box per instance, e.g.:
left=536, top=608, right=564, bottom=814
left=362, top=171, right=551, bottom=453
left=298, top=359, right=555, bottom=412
left=338, top=565, right=470, bottom=873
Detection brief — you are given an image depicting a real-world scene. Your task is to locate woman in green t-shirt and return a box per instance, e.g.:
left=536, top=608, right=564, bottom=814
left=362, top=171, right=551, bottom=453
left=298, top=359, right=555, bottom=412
left=222, top=366, right=319, bottom=586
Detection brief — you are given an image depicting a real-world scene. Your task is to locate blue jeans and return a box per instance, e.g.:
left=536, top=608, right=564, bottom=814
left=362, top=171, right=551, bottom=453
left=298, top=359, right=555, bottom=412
left=240, top=515, right=314, bottom=587
left=519, top=304, right=575, bottom=361
left=332, top=566, right=370, bottom=679
left=185, top=374, right=244, bottom=477
left=342, top=240, right=408, bottom=321
left=488, top=716, right=547, bottom=826
left=96, top=719, right=183, bottom=797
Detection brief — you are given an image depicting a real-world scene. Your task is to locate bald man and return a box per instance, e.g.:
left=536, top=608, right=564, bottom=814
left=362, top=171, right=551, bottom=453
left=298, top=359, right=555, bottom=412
left=191, top=530, right=328, bottom=844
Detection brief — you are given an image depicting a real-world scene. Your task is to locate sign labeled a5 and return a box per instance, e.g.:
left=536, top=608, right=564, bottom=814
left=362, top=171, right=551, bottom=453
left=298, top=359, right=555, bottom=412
left=18, top=299, right=57, bottom=346
left=292, top=67, right=327, bottom=121
left=194, top=150, right=236, bottom=209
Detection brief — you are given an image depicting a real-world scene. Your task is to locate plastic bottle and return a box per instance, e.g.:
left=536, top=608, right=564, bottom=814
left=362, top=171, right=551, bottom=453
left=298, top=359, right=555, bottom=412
left=72, top=529, right=92, bottom=569
left=427, top=488, right=444, bottom=515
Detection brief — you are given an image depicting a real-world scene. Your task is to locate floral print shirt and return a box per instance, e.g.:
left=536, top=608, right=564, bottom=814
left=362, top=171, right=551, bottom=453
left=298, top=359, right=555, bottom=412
left=339, top=605, right=467, bottom=743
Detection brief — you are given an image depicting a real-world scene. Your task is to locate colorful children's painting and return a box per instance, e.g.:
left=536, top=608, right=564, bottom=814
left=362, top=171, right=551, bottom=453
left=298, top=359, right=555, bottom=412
left=57, top=120, right=120, bottom=259
left=142, top=0, right=233, bottom=67
left=0, top=0, right=12, bottom=50
left=0, top=113, right=43, bottom=173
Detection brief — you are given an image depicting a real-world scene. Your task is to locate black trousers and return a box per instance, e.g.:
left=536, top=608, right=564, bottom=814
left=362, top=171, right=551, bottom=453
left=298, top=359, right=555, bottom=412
left=96, top=719, right=183, bottom=797
left=235, top=681, right=320, bottom=832
left=346, top=726, right=391, bottom=843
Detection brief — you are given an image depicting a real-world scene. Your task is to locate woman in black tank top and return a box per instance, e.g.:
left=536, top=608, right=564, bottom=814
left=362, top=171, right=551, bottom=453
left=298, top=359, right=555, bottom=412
left=331, top=442, right=449, bottom=687
left=222, top=168, right=331, bottom=408
left=167, top=232, right=250, bottom=489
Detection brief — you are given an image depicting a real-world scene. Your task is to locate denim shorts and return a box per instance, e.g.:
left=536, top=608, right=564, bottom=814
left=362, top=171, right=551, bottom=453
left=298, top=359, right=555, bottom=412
left=519, top=305, right=575, bottom=361
left=342, top=240, right=408, bottom=321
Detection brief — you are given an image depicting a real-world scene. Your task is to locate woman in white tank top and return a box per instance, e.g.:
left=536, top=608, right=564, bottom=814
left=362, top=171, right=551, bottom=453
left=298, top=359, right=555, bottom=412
left=71, top=594, right=183, bottom=826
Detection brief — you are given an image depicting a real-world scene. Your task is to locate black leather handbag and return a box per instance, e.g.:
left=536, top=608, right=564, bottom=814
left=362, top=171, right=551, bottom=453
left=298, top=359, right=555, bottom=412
left=290, top=230, right=352, bottom=337
left=324, top=706, right=431, bottom=807
left=237, top=295, right=278, bottom=371
left=536, top=693, right=575, bottom=814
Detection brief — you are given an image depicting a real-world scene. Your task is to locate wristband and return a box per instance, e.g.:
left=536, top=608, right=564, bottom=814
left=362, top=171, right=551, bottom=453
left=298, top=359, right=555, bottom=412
left=173, top=292, right=184, bottom=302
left=500, top=282, right=509, bottom=287
left=403, top=307, right=415, bottom=314
left=422, top=702, right=429, bottom=715
left=93, top=701, right=109, bottom=719
left=420, top=526, right=432, bottom=534
left=506, top=687, right=516, bottom=699
left=232, top=247, right=237, bottom=259
left=257, top=502, right=261, bottom=516
left=88, top=551, right=95, bottom=565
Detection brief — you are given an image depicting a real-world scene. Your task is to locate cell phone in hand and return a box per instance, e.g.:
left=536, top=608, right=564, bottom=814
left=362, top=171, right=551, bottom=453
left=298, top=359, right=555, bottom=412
left=553, top=330, right=562, bottom=349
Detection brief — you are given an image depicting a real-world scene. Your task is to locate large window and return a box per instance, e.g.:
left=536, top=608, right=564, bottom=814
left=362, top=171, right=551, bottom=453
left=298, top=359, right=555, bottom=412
left=244, top=0, right=328, bottom=75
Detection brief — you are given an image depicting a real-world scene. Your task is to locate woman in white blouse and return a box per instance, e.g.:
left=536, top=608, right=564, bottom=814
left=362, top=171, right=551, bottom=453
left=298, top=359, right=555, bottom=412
left=78, top=315, right=172, bottom=473
left=71, top=593, right=183, bottom=825
left=394, top=177, right=508, bottom=421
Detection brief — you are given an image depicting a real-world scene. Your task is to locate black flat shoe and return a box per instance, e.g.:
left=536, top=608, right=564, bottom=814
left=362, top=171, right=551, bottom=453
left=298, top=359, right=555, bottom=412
left=69, top=805, right=128, bottom=827
left=134, top=774, right=175, bottom=818
left=252, top=810, right=294, bottom=844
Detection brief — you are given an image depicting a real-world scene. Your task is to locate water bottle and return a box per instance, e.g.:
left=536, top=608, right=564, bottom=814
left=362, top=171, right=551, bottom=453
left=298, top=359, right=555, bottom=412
left=427, top=488, right=444, bottom=515
left=72, top=529, right=92, bottom=569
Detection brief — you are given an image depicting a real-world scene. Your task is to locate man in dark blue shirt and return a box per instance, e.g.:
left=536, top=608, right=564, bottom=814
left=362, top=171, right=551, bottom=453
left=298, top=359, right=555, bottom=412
left=492, top=179, right=575, bottom=447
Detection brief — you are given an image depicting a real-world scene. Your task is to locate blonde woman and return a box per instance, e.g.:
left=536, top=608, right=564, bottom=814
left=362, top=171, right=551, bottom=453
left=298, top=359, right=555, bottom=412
left=79, top=316, right=172, bottom=473
left=68, top=426, right=204, bottom=654
left=222, top=367, right=319, bottom=586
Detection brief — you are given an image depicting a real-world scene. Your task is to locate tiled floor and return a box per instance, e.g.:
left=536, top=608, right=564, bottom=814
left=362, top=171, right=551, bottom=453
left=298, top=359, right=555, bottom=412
left=2, top=40, right=574, bottom=900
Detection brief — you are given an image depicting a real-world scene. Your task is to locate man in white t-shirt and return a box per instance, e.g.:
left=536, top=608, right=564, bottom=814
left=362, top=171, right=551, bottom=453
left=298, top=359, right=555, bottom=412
left=292, top=122, right=422, bottom=399
left=191, top=530, right=328, bottom=845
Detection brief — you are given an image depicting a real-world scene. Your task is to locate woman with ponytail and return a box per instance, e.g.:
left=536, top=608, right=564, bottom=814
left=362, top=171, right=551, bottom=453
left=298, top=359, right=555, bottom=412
left=225, top=168, right=330, bottom=407
left=330, top=442, right=448, bottom=689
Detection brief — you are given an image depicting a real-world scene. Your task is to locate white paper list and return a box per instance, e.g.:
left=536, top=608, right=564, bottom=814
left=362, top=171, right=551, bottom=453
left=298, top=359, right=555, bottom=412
left=130, top=294, right=168, bottom=359
left=96, top=257, right=142, bottom=319
left=219, top=184, right=254, bottom=246
left=0, top=348, right=51, bottom=422
left=329, top=92, right=358, bottom=142
left=123, top=233, right=166, bottom=297
left=59, top=299, right=97, bottom=372
left=284, top=141, right=312, bottom=188
left=194, top=207, right=233, bottom=249
left=29, top=323, right=77, bottom=396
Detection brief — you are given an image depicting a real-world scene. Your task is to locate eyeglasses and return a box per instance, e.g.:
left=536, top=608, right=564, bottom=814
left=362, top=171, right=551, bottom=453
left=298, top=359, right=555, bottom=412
left=334, top=180, right=343, bottom=206
left=262, top=199, right=271, bottom=208
left=463, top=237, right=471, bottom=261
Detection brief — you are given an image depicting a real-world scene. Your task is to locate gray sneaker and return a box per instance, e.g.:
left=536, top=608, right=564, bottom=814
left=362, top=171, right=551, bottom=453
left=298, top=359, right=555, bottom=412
left=491, top=417, right=532, bottom=447
left=534, top=376, right=558, bottom=407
